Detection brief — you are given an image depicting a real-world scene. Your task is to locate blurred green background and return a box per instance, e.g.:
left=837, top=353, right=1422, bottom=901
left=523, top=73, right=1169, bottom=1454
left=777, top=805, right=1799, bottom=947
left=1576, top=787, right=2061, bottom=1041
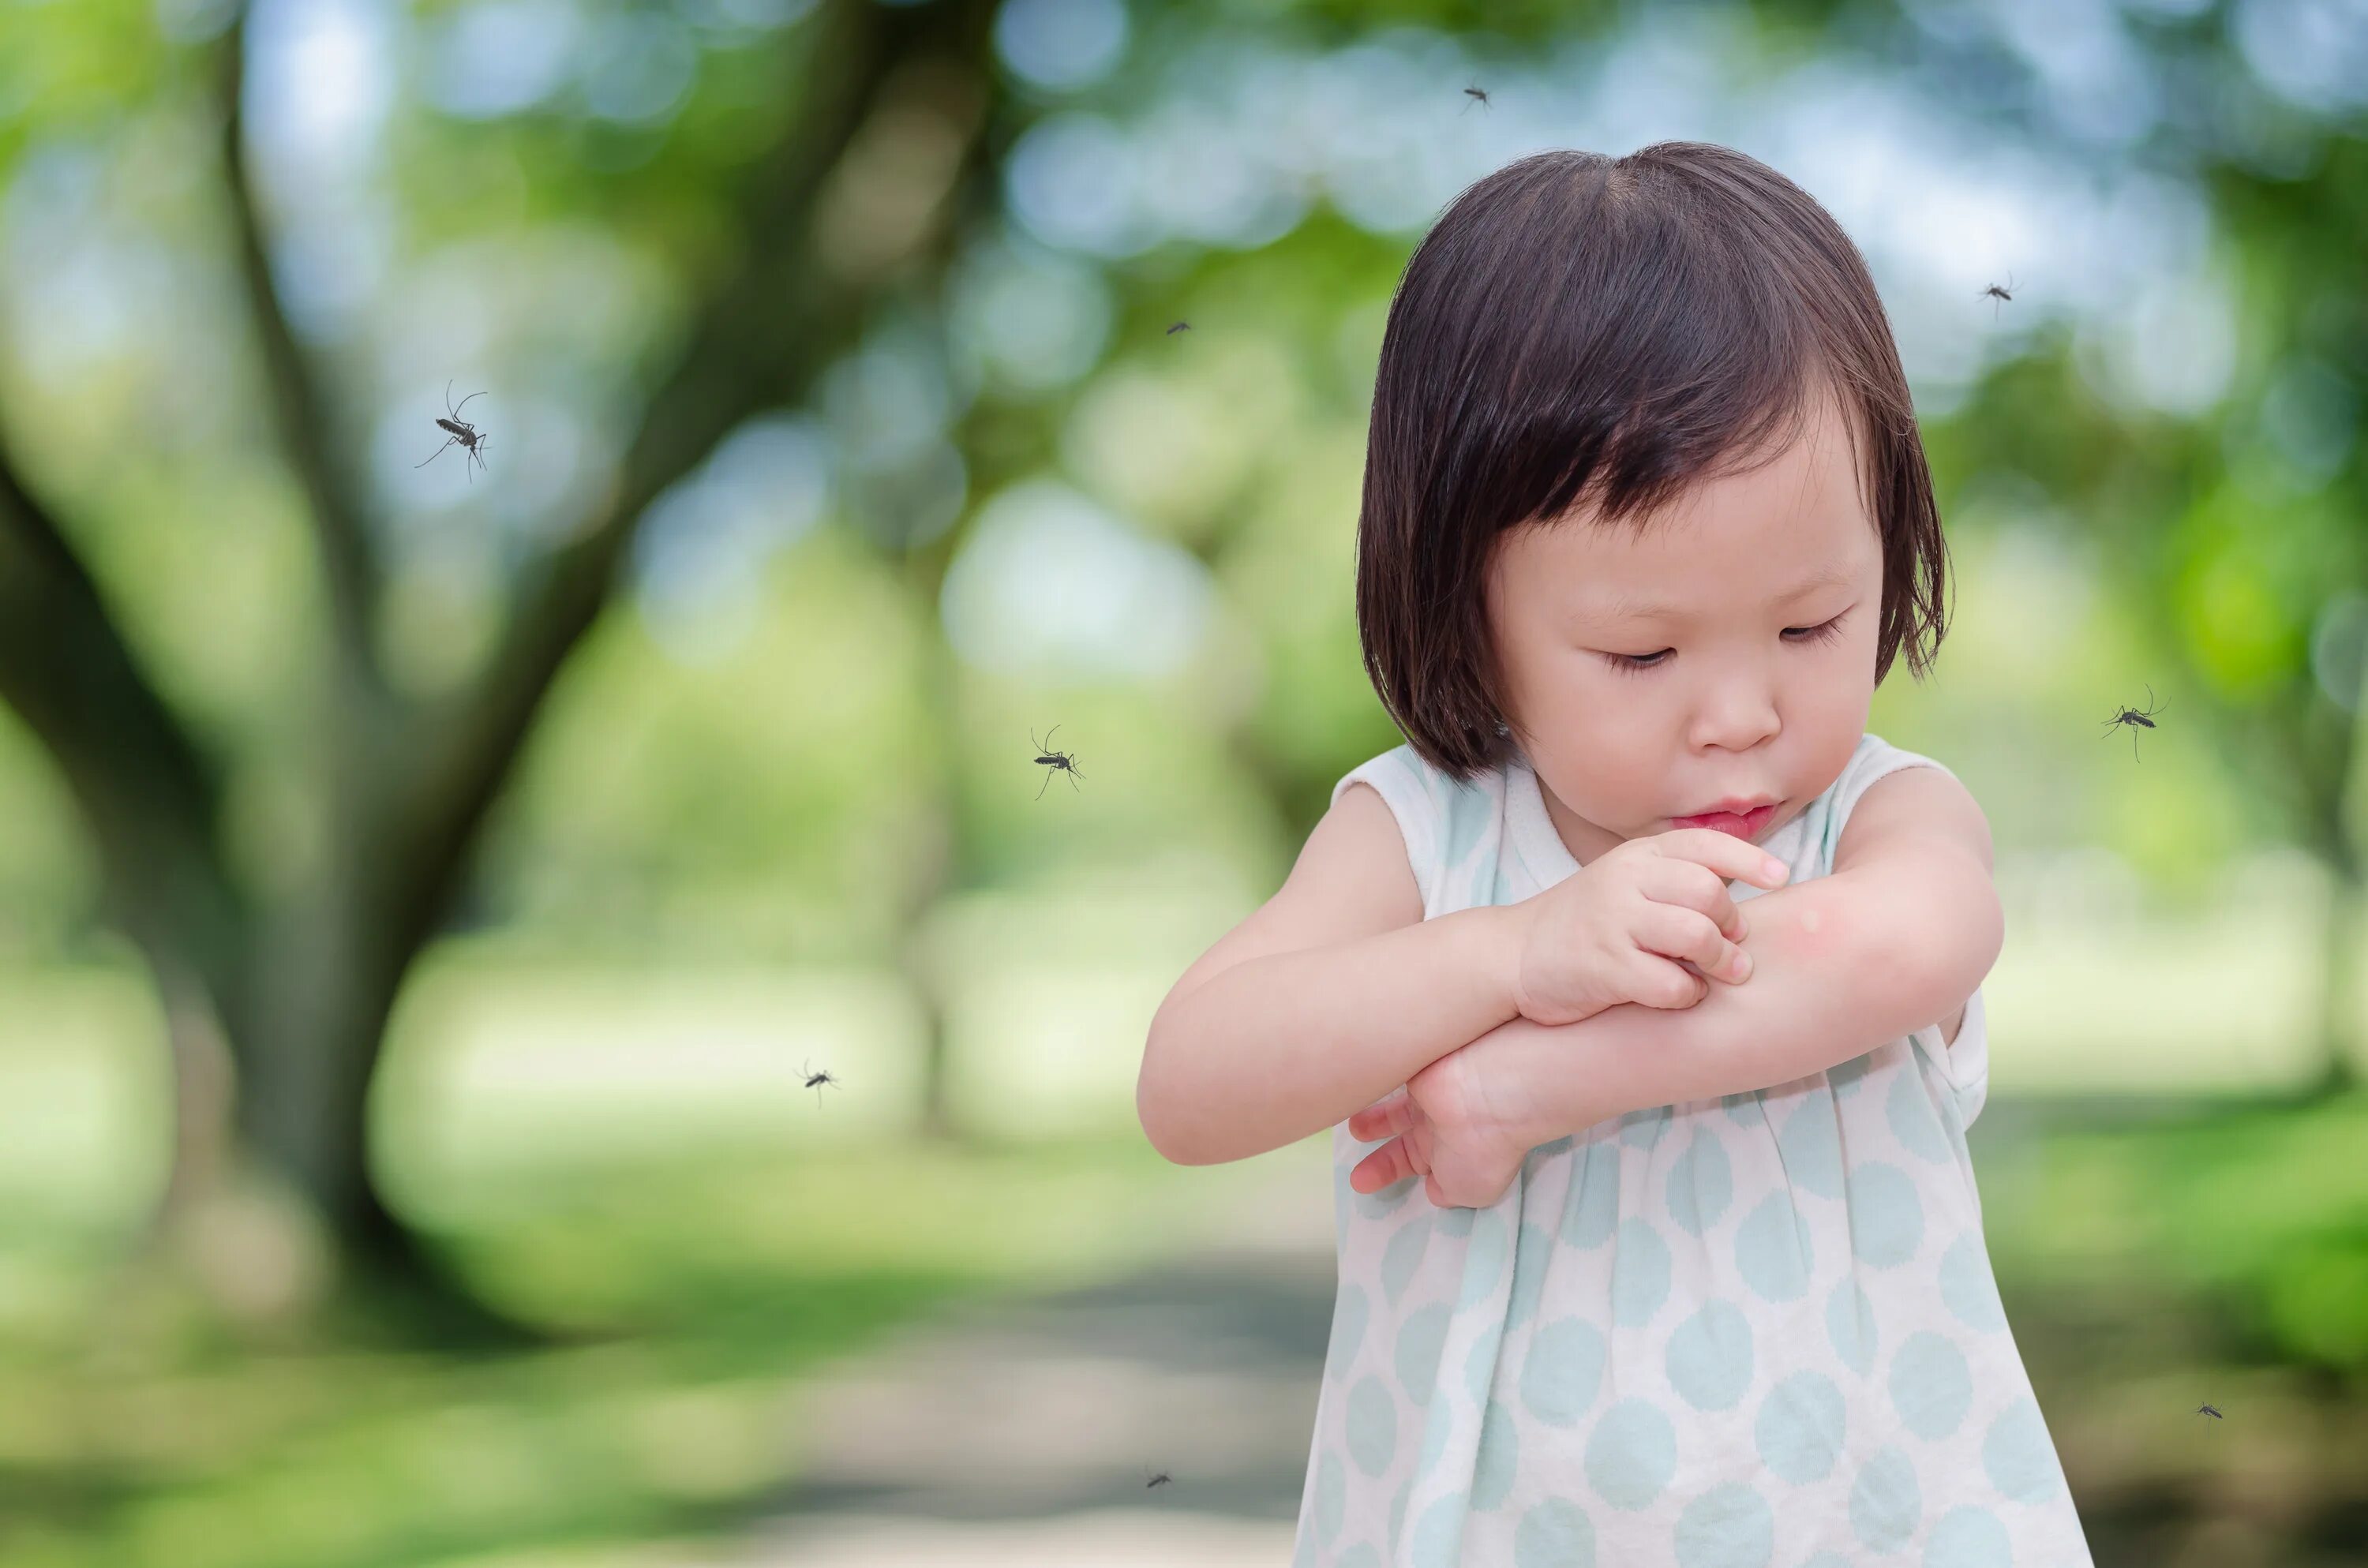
left=2, top=0, right=2366, bottom=1564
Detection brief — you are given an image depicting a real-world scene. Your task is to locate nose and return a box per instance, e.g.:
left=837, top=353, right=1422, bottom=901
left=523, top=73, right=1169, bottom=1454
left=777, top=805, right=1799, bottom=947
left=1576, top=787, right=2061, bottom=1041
left=1687, top=667, right=1780, bottom=753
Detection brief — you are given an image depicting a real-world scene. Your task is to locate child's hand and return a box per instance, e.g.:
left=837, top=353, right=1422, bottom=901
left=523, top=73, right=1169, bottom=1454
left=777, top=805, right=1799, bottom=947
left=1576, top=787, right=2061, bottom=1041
left=1508, top=828, right=1790, bottom=1027
left=1346, top=1023, right=1546, bottom=1210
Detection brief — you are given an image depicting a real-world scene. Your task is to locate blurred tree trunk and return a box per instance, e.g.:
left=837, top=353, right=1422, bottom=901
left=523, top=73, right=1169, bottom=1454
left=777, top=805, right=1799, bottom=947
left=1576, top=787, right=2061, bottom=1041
left=900, top=526, right=967, bottom=1144
left=2299, top=702, right=2366, bottom=1101
left=2312, top=871, right=2362, bottom=1100
left=0, top=0, right=1004, bottom=1334
left=2258, top=683, right=2361, bottom=1098
left=151, top=967, right=237, bottom=1241
left=864, top=119, right=1012, bottom=1147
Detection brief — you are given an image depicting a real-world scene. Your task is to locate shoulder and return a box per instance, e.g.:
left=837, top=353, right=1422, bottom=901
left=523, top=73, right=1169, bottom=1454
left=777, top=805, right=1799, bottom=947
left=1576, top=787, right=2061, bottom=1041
left=1331, top=743, right=1426, bottom=806
left=1330, top=743, right=1505, bottom=821
left=1328, top=742, right=1509, bottom=911
left=1830, top=737, right=1993, bottom=879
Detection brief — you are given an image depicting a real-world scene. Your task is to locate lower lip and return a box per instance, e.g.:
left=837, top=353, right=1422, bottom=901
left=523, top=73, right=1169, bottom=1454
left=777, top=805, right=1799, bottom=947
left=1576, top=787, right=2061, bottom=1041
left=1672, top=803, right=1778, bottom=839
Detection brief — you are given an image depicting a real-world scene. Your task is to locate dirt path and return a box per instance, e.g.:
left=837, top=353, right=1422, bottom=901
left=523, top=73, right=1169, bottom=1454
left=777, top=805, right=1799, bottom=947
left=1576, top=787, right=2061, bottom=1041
left=740, top=1243, right=1336, bottom=1564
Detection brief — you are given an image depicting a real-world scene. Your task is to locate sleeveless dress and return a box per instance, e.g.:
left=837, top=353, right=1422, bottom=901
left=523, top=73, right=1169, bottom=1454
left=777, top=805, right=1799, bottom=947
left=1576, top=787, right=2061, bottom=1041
left=1289, top=732, right=2094, bottom=1567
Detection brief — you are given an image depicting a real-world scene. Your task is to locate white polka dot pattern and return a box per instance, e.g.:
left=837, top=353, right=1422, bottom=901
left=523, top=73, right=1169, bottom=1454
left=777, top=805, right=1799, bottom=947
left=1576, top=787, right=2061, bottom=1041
left=1289, top=733, right=2094, bottom=1566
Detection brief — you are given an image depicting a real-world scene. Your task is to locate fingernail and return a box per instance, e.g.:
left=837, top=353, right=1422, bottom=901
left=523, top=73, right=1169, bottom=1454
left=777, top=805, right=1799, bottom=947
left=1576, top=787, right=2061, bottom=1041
left=1764, top=856, right=1787, bottom=879
left=1732, top=952, right=1753, bottom=979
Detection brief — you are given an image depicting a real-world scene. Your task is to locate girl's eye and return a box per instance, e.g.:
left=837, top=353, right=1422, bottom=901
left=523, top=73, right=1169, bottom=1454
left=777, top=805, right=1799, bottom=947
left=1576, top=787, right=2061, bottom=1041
left=1786, top=612, right=1850, bottom=649
left=1602, top=613, right=1848, bottom=676
left=1603, top=649, right=1672, bottom=674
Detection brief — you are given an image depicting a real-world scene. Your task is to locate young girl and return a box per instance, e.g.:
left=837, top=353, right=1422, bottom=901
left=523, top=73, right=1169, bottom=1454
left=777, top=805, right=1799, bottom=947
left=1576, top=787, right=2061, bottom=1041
left=1138, top=144, right=2094, bottom=1566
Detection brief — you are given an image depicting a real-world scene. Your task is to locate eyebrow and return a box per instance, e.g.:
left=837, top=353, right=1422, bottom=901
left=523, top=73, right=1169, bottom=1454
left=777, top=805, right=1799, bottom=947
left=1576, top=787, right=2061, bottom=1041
left=1579, top=563, right=1860, bottom=626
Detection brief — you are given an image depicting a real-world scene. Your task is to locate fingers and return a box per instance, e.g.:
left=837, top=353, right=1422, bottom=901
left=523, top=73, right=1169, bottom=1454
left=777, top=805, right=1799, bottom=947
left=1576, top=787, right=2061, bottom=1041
left=1633, top=857, right=1752, bottom=941
left=1628, top=951, right=1712, bottom=1009
left=1348, top=1087, right=1414, bottom=1142
left=1351, top=1137, right=1420, bottom=1194
left=1654, top=828, right=1792, bottom=890
left=1631, top=866, right=1748, bottom=955
left=1635, top=900, right=1752, bottom=984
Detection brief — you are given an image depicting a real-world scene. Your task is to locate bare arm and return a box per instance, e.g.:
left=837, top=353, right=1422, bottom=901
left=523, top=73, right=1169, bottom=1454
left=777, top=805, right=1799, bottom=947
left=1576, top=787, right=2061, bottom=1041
left=1137, top=782, right=1525, bottom=1168
left=1474, top=844, right=2003, bottom=1147
left=1343, top=851, right=1997, bottom=1204
left=1143, top=904, right=1523, bottom=1166
left=1345, top=765, right=2006, bottom=1204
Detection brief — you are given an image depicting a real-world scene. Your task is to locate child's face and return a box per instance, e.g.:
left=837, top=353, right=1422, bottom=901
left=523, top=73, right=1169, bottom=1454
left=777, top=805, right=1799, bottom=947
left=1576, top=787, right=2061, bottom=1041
left=1484, top=386, right=1882, bottom=868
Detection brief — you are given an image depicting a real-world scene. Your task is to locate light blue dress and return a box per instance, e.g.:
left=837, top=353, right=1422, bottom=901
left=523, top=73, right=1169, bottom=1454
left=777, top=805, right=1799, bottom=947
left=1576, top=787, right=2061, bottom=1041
left=1291, top=732, right=2094, bottom=1567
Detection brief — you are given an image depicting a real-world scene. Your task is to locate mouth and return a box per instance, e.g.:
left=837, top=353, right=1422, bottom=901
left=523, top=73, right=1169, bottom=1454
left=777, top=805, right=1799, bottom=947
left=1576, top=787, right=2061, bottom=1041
left=1670, top=800, right=1781, bottom=840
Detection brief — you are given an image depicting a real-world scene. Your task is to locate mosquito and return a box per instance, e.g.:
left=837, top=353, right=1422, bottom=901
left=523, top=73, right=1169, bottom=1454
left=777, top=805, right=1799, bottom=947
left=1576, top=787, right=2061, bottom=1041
left=1032, top=725, right=1083, bottom=799
left=1462, top=83, right=1490, bottom=111
left=2100, top=684, right=2165, bottom=762
left=2195, top=1403, right=2223, bottom=1420
left=799, top=1057, right=841, bottom=1108
left=415, top=380, right=491, bottom=481
left=1167, top=320, right=1191, bottom=335
left=1144, top=1467, right=1173, bottom=1488
left=1979, top=271, right=2014, bottom=321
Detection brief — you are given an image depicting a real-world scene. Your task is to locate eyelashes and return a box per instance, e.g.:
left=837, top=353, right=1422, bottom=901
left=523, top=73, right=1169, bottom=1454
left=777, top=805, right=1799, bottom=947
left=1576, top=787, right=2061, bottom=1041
left=1602, top=613, right=1849, bottom=676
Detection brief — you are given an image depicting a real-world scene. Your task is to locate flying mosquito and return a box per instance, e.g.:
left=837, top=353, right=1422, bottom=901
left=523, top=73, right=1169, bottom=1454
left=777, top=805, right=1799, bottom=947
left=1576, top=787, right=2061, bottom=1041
left=2100, top=684, right=2165, bottom=762
left=415, top=380, right=491, bottom=481
left=1979, top=271, right=2014, bottom=320
left=1144, top=1467, right=1173, bottom=1488
left=1167, top=320, right=1191, bottom=335
left=2195, top=1403, right=2223, bottom=1420
left=1462, top=83, right=1490, bottom=111
left=1032, top=726, right=1083, bottom=799
left=799, top=1058, right=841, bottom=1108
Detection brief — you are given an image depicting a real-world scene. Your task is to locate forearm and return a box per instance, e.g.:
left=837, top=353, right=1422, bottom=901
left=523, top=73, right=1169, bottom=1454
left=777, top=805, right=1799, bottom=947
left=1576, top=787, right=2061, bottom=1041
left=1483, top=862, right=1991, bottom=1143
left=1141, top=904, right=1523, bottom=1166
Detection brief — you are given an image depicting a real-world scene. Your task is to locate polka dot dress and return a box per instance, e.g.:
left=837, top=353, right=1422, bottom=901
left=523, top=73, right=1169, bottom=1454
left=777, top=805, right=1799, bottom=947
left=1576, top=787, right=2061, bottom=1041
left=1291, top=734, right=2094, bottom=1567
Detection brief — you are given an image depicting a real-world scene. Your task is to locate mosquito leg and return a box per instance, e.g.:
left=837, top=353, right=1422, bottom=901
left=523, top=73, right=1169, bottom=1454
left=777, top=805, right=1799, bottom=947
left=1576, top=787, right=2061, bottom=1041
left=415, top=436, right=458, bottom=467
left=1036, top=767, right=1054, bottom=801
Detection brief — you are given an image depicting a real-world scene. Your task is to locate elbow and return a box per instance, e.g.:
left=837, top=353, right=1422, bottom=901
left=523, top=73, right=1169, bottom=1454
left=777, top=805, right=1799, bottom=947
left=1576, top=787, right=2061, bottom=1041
left=1878, top=851, right=2006, bottom=1031
left=1136, top=1028, right=1207, bottom=1167
left=1137, top=1084, right=1188, bottom=1166
left=1138, top=1096, right=1216, bottom=1169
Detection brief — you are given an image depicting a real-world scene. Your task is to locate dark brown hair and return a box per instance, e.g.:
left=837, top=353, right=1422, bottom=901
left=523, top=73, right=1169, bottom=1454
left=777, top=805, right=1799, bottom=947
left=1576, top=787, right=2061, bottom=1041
left=1354, top=142, right=1950, bottom=782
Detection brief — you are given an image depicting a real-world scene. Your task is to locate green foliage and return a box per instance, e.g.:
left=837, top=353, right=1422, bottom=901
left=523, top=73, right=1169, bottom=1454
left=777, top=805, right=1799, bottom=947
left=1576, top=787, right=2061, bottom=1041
left=1991, top=1093, right=2368, bottom=1376
left=0, top=0, right=171, bottom=180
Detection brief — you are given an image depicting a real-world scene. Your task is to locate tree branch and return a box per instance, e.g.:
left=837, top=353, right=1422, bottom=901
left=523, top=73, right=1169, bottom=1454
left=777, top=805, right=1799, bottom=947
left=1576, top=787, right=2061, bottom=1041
left=216, top=2, right=385, bottom=692
left=377, top=0, right=1002, bottom=958
left=0, top=432, right=249, bottom=1005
